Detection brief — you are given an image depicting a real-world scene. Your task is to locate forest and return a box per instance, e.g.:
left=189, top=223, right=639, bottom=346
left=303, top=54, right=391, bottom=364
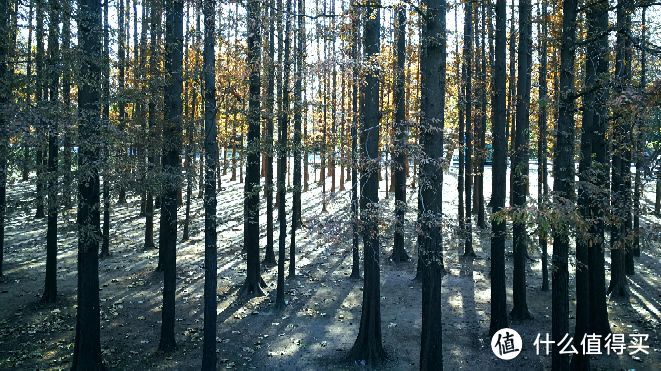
left=0, top=0, right=659, bottom=369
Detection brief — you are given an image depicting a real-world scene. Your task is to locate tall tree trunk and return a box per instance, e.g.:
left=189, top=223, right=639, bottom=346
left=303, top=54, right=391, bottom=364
left=201, top=0, right=218, bottom=365
left=551, top=0, right=578, bottom=366
left=573, top=3, right=596, bottom=366
left=506, top=0, right=516, bottom=208
left=42, top=0, right=60, bottom=304
left=350, top=0, right=385, bottom=364
left=475, top=0, right=487, bottom=229
left=71, top=0, right=104, bottom=365
left=391, top=4, right=409, bottom=263
left=158, top=0, right=184, bottom=352
left=457, top=1, right=465, bottom=236
left=21, top=0, right=33, bottom=184
left=0, top=0, right=10, bottom=279
left=290, top=0, right=305, bottom=274
left=241, top=0, right=265, bottom=297
left=276, top=0, right=292, bottom=308
left=463, top=0, right=474, bottom=257
left=145, top=0, right=161, bottom=251
left=419, top=0, right=446, bottom=368
left=34, top=0, right=45, bottom=219
left=100, top=0, right=111, bottom=259
left=263, top=0, right=276, bottom=267
left=116, top=0, right=127, bottom=205
left=349, top=0, right=360, bottom=279
left=585, top=0, right=611, bottom=337
left=633, top=7, right=647, bottom=258
left=61, top=0, right=73, bottom=209
left=537, top=0, right=549, bottom=292
left=608, top=0, right=632, bottom=298
left=509, top=0, right=533, bottom=321
left=489, top=0, right=509, bottom=337
left=182, top=2, right=193, bottom=242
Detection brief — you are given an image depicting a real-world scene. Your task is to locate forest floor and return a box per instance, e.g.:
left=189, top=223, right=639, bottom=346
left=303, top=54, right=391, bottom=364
left=0, top=164, right=660, bottom=370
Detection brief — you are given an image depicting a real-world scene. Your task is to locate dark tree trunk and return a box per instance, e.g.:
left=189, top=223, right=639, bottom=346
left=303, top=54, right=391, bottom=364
left=509, top=0, right=533, bottom=321
left=506, top=0, right=516, bottom=208
left=145, top=0, right=161, bottom=251
left=42, top=0, right=60, bottom=304
left=633, top=8, right=647, bottom=258
left=100, top=0, right=110, bottom=259
left=457, top=3, right=465, bottom=236
left=608, top=0, right=632, bottom=299
left=349, top=0, right=385, bottom=364
left=0, top=0, right=10, bottom=279
left=116, top=0, right=127, bottom=205
left=572, top=4, right=599, bottom=365
left=241, top=0, right=265, bottom=297
left=201, top=0, right=218, bottom=365
left=21, top=0, right=33, bottom=184
left=419, top=0, right=446, bottom=368
left=71, top=0, right=104, bottom=365
left=537, top=0, right=549, bottom=292
left=475, top=0, right=487, bottom=229
left=182, top=3, right=195, bottom=243
left=158, top=0, right=184, bottom=352
left=276, top=0, right=291, bottom=309
left=585, top=0, right=610, bottom=336
left=350, top=1, right=360, bottom=279
left=463, top=0, right=474, bottom=257
left=34, top=0, right=45, bottom=219
left=391, top=4, right=409, bottom=263
left=263, top=0, right=276, bottom=267
left=290, top=0, right=305, bottom=275
left=61, top=1, right=73, bottom=210
left=551, top=0, right=578, bottom=366
left=489, top=0, right=509, bottom=337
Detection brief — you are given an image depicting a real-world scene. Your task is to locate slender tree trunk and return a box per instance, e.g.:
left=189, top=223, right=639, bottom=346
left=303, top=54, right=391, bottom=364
left=241, top=0, right=265, bottom=297
left=0, top=0, right=10, bottom=279
left=116, top=0, right=127, bottom=205
left=22, top=0, right=34, bottom=184
left=290, top=0, right=305, bottom=274
left=507, top=0, right=516, bottom=208
left=391, top=4, right=409, bottom=263
left=42, top=0, right=61, bottom=304
left=586, top=0, right=611, bottom=337
left=158, top=0, right=184, bottom=352
left=419, top=0, right=446, bottom=368
left=633, top=8, right=646, bottom=258
left=509, top=0, right=533, bottom=321
left=71, top=0, right=104, bottom=365
left=276, top=0, right=291, bottom=308
left=100, top=0, right=111, bottom=259
left=145, top=0, right=161, bottom=251
left=463, top=0, right=475, bottom=257
left=61, top=1, right=73, bottom=209
left=350, top=1, right=360, bottom=279
left=476, top=0, right=487, bottom=229
left=458, top=1, right=465, bottom=236
left=608, top=0, right=631, bottom=298
left=572, top=1, right=600, bottom=364
left=350, top=1, right=385, bottom=364
left=34, top=0, right=45, bottom=219
left=201, top=0, right=218, bottom=365
left=263, top=0, right=276, bottom=267
left=537, top=0, right=549, bottom=292
left=551, top=0, right=578, bottom=366
left=489, top=0, right=509, bottom=337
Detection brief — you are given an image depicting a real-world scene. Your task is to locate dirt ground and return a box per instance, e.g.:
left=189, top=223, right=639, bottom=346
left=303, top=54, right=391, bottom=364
left=0, top=165, right=660, bottom=370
